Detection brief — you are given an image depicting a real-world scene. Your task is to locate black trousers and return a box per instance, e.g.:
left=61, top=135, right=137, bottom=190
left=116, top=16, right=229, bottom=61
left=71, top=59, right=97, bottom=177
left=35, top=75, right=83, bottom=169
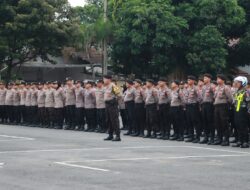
left=120, top=109, right=128, bottom=129
left=0, top=105, right=6, bottom=122
left=214, top=104, right=230, bottom=140
left=125, top=101, right=135, bottom=133
left=30, top=106, right=38, bottom=125
left=134, top=103, right=145, bottom=134
left=234, top=108, right=249, bottom=144
left=25, top=106, right=32, bottom=124
left=85, top=108, right=96, bottom=129
left=45, top=107, right=54, bottom=127
left=6, top=105, right=14, bottom=123
left=20, top=105, right=26, bottom=123
left=145, top=103, right=158, bottom=133
left=54, top=108, right=64, bottom=128
left=170, top=106, right=184, bottom=137
left=201, top=103, right=215, bottom=138
left=186, top=104, right=201, bottom=138
left=96, top=108, right=106, bottom=131
left=66, top=105, right=75, bottom=127
left=38, top=107, right=46, bottom=125
left=13, top=106, right=21, bottom=124
left=158, top=103, right=171, bottom=136
left=75, top=107, right=85, bottom=127
left=106, top=99, right=120, bottom=137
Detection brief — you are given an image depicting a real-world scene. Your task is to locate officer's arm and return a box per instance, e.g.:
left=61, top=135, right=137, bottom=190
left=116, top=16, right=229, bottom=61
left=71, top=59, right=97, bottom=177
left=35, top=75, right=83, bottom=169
left=225, top=86, right=233, bottom=104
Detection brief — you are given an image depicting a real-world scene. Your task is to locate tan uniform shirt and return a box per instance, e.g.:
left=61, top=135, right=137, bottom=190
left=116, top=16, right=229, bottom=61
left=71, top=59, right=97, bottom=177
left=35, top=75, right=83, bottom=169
left=45, top=88, right=55, bottom=108
left=95, top=87, right=105, bottom=109
left=5, top=89, right=14, bottom=106
left=214, top=85, right=233, bottom=105
left=0, top=88, right=6, bottom=106
left=75, top=87, right=85, bottom=108
left=13, top=89, right=20, bottom=106
left=54, top=88, right=65, bottom=108
left=37, top=90, right=46, bottom=108
left=65, top=86, right=76, bottom=106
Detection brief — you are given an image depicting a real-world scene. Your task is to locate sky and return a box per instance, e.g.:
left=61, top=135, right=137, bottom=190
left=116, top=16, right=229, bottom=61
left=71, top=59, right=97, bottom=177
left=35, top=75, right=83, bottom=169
left=68, top=0, right=86, bottom=7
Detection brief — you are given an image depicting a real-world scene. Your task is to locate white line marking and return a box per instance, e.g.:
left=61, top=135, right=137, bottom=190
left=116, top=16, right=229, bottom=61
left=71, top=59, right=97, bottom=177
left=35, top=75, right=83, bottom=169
left=0, top=145, right=249, bottom=154
left=0, top=163, right=4, bottom=168
left=64, top=154, right=250, bottom=163
left=55, top=162, right=109, bottom=172
left=0, top=134, right=34, bottom=141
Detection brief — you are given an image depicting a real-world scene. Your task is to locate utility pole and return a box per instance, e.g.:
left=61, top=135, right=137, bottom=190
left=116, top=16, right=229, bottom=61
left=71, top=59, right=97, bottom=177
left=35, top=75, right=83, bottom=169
left=103, top=0, right=108, bottom=76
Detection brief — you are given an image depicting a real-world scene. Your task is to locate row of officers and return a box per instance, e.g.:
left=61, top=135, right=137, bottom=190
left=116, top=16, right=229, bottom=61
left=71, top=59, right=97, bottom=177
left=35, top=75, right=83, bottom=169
left=0, top=74, right=249, bottom=147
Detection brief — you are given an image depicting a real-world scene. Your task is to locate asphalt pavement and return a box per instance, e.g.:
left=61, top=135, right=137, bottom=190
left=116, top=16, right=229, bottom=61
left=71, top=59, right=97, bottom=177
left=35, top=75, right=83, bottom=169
left=0, top=124, right=250, bottom=190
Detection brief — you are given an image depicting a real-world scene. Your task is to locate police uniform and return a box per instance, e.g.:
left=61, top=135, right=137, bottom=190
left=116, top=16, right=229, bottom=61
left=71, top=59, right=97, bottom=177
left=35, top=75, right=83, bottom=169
left=37, top=85, right=46, bottom=126
left=144, top=79, right=158, bottom=138
left=123, top=81, right=136, bottom=135
left=0, top=85, right=6, bottom=123
left=201, top=74, right=215, bottom=144
left=103, top=76, right=121, bottom=141
left=232, top=88, right=250, bottom=148
left=30, top=85, right=38, bottom=126
left=45, top=84, right=55, bottom=128
left=170, top=81, right=185, bottom=141
left=75, top=83, right=85, bottom=131
left=213, top=74, right=233, bottom=146
left=19, top=83, right=27, bottom=124
left=5, top=85, right=14, bottom=124
left=157, top=79, right=171, bottom=140
left=134, top=79, right=145, bottom=137
left=13, top=85, right=21, bottom=124
left=94, top=82, right=106, bottom=133
left=65, top=79, right=76, bottom=129
left=84, top=84, right=96, bottom=132
left=25, top=86, right=32, bottom=125
left=54, top=84, right=65, bottom=129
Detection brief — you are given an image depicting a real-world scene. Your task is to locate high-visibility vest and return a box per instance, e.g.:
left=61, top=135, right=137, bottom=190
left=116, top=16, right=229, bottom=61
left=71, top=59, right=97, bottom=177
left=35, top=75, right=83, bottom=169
left=235, top=90, right=246, bottom=112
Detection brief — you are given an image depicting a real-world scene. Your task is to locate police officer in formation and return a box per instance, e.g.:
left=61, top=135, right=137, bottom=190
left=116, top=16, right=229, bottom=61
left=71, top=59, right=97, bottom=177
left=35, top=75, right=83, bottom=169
left=0, top=74, right=250, bottom=147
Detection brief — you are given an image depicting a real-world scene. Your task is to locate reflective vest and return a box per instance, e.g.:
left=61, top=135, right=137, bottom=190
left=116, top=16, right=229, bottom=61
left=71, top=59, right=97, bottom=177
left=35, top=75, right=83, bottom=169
left=234, top=90, right=246, bottom=112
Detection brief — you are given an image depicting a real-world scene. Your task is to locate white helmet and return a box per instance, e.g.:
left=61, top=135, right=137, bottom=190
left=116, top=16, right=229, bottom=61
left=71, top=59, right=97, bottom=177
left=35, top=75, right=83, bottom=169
left=234, top=76, right=248, bottom=87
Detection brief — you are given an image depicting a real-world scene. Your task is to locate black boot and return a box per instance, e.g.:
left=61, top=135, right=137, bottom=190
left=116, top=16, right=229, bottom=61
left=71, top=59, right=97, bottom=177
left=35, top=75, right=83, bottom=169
left=199, top=136, right=208, bottom=144
left=104, top=135, right=113, bottom=141
left=112, top=136, right=121, bottom=142
left=241, top=142, right=249, bottom=148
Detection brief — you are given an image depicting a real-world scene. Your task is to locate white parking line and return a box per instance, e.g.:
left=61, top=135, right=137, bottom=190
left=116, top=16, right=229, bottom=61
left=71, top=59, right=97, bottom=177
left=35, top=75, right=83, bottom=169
left=0, top=134, right=34, bottom=141
left=0, top=145, right=249, bottom=154
left=55, top=153, right=250, bottom=172
left=55, top=162, right=109, bottom=172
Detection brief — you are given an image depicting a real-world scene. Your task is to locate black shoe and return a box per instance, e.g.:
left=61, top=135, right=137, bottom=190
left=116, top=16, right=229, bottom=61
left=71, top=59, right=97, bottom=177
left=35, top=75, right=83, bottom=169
left=199, top=138, right=208, bottom=144
left=150, top=133, right=157, bottom=139
left=177, top=137, right=184, bottom=141
left=112, top=136, right=121, bottom=141
left=230, top=138, right=238, bottom=143
left=139, top=133, right=145, bottom=137
left=104, top=136, right=113, bottom=141
left=192, top=138, right=200, bottom=143
left=143, top=134, right=151, bottom=138
left=232, top=142, right=241, bottom=147
left=170, top=136, right=178, bottom=141
left=124, top=131, right=132, bottom=136
left=185, top=138, right=193, bottom=142
left=221, top=140, right=229, bottom=146
left=241, top=143, right=249, bottom=148
left=207, top=138, right=214, bottom=145
left=211, top=140, right=222, bottom=145
left=163, top=135, right=169, bottom=140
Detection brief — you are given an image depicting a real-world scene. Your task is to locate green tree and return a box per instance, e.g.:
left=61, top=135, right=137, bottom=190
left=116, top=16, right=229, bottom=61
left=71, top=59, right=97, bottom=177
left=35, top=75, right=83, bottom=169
left=186, top=26, right=228, bottom=73
left=0, top=0, right=79, bottom=81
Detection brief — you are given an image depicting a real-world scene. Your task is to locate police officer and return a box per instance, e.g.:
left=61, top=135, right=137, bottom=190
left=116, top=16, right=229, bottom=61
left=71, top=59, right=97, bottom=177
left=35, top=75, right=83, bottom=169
left=123, top=80, right=136, bottom=136
left=231, top=76, right=249, bottom=148
left=75, top=80, right=85, bottom=131
left=103, top=75, right=121, bottom=141
left=19, top=81, right=26, bottom=125
left=170, top=80, right=185, bottom=141
left=13, top=82, right=21, bottom=124
left=84, top=81, right=96, bottom=132
left=65, top=77, right=76, bottom=130
left=185, top=76, right=201, bottom=143
left=45, top=81, right=55, bottom=128
left=200, top=73, right=215, bottom=144
left=5, top=82, right=14, bottom=124
left=144, top=79, right=158, bottom=138
left=53, top=81, right=65, bottom=129
left=30, top=82, right=38, bottom=126
left=94, top=80, right=106, bottom=133
left=157, top=77, right=171, bottom=140
left=133, top=79, right=145, bottom=137
left=0, top=81, right=6, bottom=123
left=25, top=82, right=32, bottom=126
left=37, top=82, right=46, bottom=127
left=213, top=74, right=233, bottom=146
